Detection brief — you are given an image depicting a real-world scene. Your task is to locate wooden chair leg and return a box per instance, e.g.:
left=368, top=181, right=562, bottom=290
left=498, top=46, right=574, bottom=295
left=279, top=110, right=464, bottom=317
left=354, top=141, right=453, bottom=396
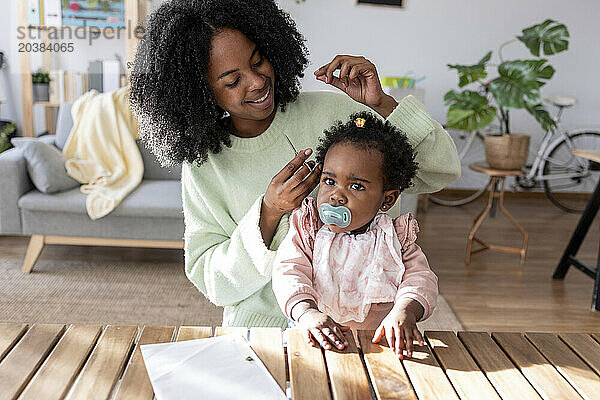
left=497, top=178, right=528, bottom=264
left=466, top=178, right=495, bottom=264
left=22, top=235, right=45, bottom=274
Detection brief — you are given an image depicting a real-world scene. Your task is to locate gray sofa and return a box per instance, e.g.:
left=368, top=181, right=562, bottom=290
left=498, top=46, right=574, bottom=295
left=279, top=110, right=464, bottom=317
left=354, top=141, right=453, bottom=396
left=0, top=103, right=184, bottom=273
left=1, top=103, right=418, bottom=273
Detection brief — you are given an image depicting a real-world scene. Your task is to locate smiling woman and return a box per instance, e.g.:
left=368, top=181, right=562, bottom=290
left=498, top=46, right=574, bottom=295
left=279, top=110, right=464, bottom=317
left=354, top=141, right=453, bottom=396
left=207, top=29, right=276, bottom=138
left=129, top=0, right=460, bottom=329
left=130, top=0, right=308, bottom=166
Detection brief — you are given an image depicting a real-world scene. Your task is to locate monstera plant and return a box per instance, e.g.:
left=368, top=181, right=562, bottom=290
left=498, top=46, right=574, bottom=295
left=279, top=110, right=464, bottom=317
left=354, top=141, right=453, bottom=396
left=0, top=121, right=16, bottom=154
left=444, top=19, right=569, bottom=169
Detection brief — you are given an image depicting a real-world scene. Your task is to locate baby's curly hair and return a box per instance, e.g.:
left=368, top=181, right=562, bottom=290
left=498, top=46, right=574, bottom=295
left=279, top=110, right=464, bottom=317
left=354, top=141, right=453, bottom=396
left=315, top=111, right=418, bottom=192
left=129, top=0, right=309, bottom=166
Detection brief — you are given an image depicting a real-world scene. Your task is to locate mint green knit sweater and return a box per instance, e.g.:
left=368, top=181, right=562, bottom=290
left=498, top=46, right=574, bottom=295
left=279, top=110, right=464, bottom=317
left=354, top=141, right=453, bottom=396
left=182, top=91, right=460, bottom=328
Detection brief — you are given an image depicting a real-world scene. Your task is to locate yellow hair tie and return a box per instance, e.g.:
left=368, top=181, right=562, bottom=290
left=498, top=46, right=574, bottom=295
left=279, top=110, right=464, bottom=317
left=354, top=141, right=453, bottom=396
left=354, top=117, right=366, bottom=128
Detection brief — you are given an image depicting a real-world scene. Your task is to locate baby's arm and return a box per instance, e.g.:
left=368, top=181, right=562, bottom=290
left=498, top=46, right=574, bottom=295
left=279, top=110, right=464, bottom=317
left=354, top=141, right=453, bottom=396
left=272, top=202, right=348, bottom=350
left=272, top=207, right=318, bottom=319
left=373, top=214, right=438, bottom=358
left=372, top=298, right=424, bottom=359
left=394, top=241, right=439, bottom=321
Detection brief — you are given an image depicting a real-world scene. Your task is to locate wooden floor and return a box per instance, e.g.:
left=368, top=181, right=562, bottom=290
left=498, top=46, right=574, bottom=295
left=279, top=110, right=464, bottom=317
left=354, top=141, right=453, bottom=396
left=419, top=192, right=600, bottom=332
left=1, top=192, right=599, bottom=332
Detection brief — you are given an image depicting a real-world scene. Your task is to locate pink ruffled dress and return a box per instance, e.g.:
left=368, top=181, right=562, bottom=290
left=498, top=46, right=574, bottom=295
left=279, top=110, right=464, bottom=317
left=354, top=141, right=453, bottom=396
left=273, top=197, right=438, bottom=329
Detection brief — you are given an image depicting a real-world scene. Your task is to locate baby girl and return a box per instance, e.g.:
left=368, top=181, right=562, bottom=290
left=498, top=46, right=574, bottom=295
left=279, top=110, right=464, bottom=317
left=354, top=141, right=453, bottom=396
left=272, top=111, right=438, bottom=359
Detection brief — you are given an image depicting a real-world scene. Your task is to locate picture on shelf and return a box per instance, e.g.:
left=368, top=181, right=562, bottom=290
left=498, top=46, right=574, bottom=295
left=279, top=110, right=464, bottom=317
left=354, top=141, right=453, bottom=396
left=357, top=0, right=404, bottom=7
left=61, top=0, right=125, bottom=29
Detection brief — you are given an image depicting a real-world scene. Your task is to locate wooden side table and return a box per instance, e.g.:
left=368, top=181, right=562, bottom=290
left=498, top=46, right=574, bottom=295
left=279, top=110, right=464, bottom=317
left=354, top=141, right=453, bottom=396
left=466, top=162, right=528, bottom=264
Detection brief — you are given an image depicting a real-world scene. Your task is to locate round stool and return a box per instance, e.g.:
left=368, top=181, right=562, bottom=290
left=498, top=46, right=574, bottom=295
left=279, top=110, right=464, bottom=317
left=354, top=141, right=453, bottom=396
left=466, top=162, right=528, bottom=265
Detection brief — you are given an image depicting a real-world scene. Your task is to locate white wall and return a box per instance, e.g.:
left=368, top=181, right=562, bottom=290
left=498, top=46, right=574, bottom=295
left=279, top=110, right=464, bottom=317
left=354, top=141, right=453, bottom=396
left=278, top=0, right=600, bottom=187
left=3, top=0, right=599, bottom=183
left=280, top=0, right=599, bottom=127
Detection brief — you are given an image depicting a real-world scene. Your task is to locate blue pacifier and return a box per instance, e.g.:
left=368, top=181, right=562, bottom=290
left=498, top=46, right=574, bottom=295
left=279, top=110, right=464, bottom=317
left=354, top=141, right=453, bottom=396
left=318, top=203, right=352, bottom=228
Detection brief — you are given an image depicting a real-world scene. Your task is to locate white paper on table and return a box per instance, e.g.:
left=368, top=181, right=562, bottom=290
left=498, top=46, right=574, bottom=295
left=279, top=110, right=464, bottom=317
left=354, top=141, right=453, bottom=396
left=140, top=334, right=287, bottom=400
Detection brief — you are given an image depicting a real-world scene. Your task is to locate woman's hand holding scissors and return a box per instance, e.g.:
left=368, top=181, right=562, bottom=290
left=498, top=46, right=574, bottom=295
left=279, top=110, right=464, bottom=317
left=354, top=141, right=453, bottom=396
left=263, top=148, right=320, bottom=220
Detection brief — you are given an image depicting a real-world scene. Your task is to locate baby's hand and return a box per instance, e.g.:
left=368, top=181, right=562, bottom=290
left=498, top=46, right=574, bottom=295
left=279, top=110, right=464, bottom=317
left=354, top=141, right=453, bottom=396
left=372, top=300, right=424, bottom=359
left=298, top=309, right=350, bottom=350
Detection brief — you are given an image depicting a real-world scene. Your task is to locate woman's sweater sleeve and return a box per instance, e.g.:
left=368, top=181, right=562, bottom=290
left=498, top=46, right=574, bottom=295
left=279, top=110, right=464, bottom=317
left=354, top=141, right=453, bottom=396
left=182, top=163, right=289, bottom=307
left=387, top=95, right=461, bottom=194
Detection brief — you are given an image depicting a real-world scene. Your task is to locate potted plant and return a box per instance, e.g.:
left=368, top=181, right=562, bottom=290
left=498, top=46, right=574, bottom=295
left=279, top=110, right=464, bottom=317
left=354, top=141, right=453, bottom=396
left=0, top=121, right=16, bottom=154
left=32, top=68, right=51, bottom=102
left=444, top=19, right=569, bottom=170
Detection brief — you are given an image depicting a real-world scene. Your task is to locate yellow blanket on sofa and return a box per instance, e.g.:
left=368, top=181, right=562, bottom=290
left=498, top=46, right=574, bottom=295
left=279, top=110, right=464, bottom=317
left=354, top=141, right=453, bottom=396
left=62, top=86, right=143, bottom=220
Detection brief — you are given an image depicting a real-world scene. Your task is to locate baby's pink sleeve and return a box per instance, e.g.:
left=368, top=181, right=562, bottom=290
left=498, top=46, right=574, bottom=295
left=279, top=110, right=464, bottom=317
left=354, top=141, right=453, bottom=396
left=393, top=213, right=439, bottom=321
left=272, top=198, right=320, bottom=320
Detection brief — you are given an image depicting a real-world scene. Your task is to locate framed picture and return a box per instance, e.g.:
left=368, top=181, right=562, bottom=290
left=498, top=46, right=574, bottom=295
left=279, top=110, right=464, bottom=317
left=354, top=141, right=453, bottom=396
left=357, top=0, right=404, bottom=7
left=62, top=0, right=126, bottom=29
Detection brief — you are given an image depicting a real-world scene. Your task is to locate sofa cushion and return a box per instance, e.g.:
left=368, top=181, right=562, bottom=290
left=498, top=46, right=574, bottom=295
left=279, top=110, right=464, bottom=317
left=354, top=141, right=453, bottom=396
left=55, top=102, right=73, bottom=150
left=21, top=209, right=183, bottom=240
left=54, top=102, right=181, bottom=179
left=19, top=180, right=182, bottom=218
left=11, top=137, right=80, bottom=194
left=39, top=134, right=58, bottom=146
left=138, top=141, right=182, bottom=180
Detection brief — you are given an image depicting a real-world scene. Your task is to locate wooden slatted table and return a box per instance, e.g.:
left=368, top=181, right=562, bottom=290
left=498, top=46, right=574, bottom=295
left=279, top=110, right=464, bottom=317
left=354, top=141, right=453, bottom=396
left=1, top=324, right=599, bottom=400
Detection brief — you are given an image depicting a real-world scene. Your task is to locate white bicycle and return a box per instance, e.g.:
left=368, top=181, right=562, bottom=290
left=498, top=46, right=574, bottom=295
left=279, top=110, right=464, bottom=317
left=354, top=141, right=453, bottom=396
left=429, top=95, right=600, bottom=213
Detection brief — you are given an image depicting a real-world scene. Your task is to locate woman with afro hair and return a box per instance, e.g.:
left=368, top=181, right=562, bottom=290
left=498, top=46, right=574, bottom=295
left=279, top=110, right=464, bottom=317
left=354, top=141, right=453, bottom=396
left=129, top=0, right=460, bottom=328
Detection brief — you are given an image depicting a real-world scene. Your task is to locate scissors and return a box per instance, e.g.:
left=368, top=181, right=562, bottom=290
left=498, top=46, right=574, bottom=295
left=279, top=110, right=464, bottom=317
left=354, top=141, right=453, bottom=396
left=284, top=134, right=314, bottom=172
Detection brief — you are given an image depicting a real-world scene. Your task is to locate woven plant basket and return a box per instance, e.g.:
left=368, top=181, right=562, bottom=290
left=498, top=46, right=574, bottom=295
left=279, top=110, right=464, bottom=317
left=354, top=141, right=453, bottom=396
left=484, top=134, right=530, bottom=170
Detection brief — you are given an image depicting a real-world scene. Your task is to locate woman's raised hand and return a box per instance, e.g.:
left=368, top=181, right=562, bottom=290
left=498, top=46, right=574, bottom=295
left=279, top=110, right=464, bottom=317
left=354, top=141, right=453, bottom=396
left=314, top=55, right=397, bottom=117
left=263, top=148, right=321, bottom=219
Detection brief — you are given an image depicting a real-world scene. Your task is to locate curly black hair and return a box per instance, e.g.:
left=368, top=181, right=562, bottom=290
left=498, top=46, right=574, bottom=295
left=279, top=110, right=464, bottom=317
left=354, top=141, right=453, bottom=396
left=315, top=111, right=419, bottom=192
left=129, top=0, right=309, bottom=166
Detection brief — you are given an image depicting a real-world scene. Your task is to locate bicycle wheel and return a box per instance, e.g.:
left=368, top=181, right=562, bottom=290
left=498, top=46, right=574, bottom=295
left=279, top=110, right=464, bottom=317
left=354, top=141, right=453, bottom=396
left=428, top=183, right=489, bottom=206
left=543, top=131, right=600, bottom=212
left=429, top=130, right=490, bottom=206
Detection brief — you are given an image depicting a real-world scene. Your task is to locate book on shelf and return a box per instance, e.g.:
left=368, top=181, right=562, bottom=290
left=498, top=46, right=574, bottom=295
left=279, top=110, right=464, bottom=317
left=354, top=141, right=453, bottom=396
left=64, top=71, right=85, bottom=102
left=88, top=60, right=103, bottom=92
left=49, top=70, right=56, bottom=104
left=102, top=59, right=121, bottom=92
left=48, top=69, right=63, bottom=104
left=83, top=71, right=89, bottom=93
left=67, top=71, right=85, bottom=102
left=64, top=72, right=72, bottom=102
left=74, top=72, right=84, bottom=101
left=43, top=62, right=124, bottom=106
left=49, top=70, right=87, bottom=104
left=39, top=0, right=44, bottom=25
left=88, top=59, right=124, bottom=93
left=27, top=0, right=41, bottom=26
left=43, top=0, right=62, bottom=26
